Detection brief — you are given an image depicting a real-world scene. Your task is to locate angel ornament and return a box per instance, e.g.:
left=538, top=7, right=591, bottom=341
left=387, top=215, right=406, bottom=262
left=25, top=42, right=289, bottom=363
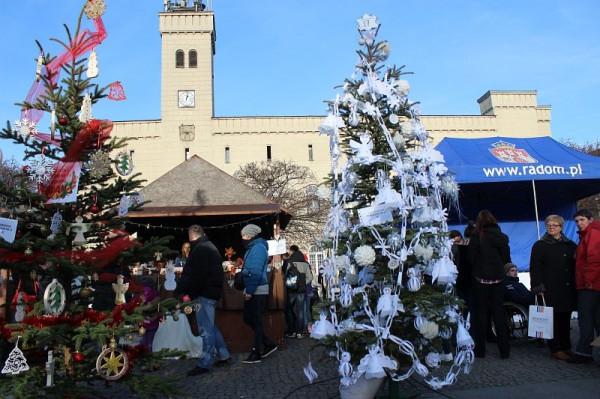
left=112, top=275, right=129, bottom=305
left=357, top=345, right=397, bottom=379
left=66, top=216, right=89, bottom=246
left=348, top=133, right=379, bottom=164
left=338, top=351, right=354, bottom=386
left=310, top=312, right=337, bottom=339
left=163, top=260, right=177, bottom=291
left=373, top=170, right=403, bottom=209
left=376, top=287, right=403, bottom=319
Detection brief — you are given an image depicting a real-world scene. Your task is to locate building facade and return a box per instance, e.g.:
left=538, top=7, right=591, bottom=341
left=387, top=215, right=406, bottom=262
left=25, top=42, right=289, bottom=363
left=113, top=4, right=552, bottom=185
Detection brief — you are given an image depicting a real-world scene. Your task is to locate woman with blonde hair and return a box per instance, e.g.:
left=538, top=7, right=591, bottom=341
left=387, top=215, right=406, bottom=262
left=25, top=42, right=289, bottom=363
left=530, top=214, right=577, bottom=361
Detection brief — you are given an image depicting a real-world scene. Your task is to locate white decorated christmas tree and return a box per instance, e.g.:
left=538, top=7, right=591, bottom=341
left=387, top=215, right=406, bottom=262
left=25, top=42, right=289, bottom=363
left=310, top=14, right=474, bottom=391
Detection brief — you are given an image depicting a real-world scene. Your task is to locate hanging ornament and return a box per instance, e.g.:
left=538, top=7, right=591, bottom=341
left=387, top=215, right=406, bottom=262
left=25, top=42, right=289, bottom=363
left=310, top=313, right=337, bottom=339
left=118, top=194, right=130, bottom=217
left=35, top=54, right=43, bottom=80
left=45, top=350, right=55, bottom=387
left=108, top=81, right=127, bottom=101
left=50, top=109, right=56, bottom=139
left=27, top=156, right=54, bottom=186
left=86, top=49, right=99, bottom=78
left=354, top=245, right=376, bottom=267
left=43, top=278, right=66, bottom=315
left=338, top=351, right=354, bottom=386
left=163, top=260, right=177, bottom=291
left=348, top=133, right=378, bottom=164
left=89, top=194, right=101, bottom=214
left=87, top=151, right=112, bottom=180
left=96, top=338, right=129, bottom=381
left=389, top=114, right=399, bottom=125
left=84, top=0, right=107, bottom=19
left=66, top=216, right=89, bottom=246
left=72, top=351, right=85, bottom=363
left=115, top=151, right=134, bottom=176
left=356, top=345, right=396, bottom=379
left=78, top=93, right=93, bottom=123
left=377, top=287, right=402, bottom=319
left=112, top=275, right=129, bottom=305
left=24, top=246, right=33, bottom=256
left=1, top=337, right=30, bottom=375
left=58, top=115, right=69, bottom=126
left=14, top=293, right=26, bottom=322
left=48, top=211, right=63, bottom=239
left=13, top=118, right=38, bottom=141
left=387, top=258, right=399, bottom=271
left=339, top=283, right=353, bottom=308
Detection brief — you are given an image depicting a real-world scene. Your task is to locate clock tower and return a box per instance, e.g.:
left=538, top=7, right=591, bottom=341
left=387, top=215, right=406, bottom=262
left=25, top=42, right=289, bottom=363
left=159, top=4, right=215, bottom=137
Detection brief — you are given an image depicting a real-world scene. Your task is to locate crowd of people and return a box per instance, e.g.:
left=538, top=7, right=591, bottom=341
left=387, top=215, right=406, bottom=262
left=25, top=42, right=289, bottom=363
left=451, top=208, right=600, bottom=363
left=166, top=207, right=599, bottom=377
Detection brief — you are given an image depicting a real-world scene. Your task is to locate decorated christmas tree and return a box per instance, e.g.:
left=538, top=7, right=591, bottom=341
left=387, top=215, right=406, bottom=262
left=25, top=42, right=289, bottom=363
left=0, top=1, right=178, bottom=397
left=309, top=14, right=475, bottom=393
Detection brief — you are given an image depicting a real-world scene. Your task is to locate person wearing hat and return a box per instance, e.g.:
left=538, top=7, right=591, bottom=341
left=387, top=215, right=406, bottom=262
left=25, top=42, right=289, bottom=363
left=240, top=224, right=278, bottom=364
left=502, top=263, right=534, bottom=307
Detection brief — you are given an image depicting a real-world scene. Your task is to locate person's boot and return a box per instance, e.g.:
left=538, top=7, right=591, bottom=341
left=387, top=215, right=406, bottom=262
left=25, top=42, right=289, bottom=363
left=242, top=349, right=262, bottom=364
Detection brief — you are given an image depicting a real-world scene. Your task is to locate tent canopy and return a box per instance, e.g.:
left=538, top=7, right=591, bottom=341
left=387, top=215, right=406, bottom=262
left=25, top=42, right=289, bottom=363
left=436, top=136, right=600, bottom=270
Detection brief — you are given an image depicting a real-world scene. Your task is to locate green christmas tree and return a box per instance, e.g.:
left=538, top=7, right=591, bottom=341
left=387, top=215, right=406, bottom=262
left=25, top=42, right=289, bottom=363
left=0, top=2, right=179, bottom=397
left=310, top=14, right=474, bottom=392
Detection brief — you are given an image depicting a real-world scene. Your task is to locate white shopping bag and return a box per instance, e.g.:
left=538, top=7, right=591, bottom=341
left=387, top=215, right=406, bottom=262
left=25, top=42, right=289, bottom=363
left=528, top=294, right=554, bottom=339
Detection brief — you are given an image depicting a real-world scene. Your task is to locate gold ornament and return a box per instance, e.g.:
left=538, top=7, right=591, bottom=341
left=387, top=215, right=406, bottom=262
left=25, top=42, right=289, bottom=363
left=96, top=340, right=128, bottom=381
left=24, top=246, right=33, bottom=256
left=84, top=0, right=106, bottom=19
left=138, top=326, right=146, bottom=336
left=79, top=287, right=93, bottom=299
left=183, top=306, right=193, bottom=315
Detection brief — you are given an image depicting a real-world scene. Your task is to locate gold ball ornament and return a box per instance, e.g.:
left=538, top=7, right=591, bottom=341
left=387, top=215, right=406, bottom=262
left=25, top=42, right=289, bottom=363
left=24, top=246, right=33, bottom=256
left=84, top=0, right=106, bottom=19
left=138, top=326, right=146, bottom=336
left=183, top=306, right=193, bottom=315
left=96, top=341, right=129, bottom=381
left=79, top=287, right=93, bottom=299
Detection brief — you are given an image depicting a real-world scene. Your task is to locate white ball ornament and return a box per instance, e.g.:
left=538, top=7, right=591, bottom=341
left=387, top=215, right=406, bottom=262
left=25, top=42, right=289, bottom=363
left=387, top=258, right=399, bottom=271
left=389, top=114, right=399, bottom=125
left=354, top=245, right=376, bottom=267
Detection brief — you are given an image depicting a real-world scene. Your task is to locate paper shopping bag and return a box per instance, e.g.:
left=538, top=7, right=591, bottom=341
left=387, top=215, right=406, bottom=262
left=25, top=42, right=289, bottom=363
left=528, top=303, right=554, bottom=339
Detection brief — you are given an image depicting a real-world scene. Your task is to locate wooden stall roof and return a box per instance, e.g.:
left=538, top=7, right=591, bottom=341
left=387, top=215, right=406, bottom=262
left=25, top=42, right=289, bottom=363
left=128, top=155, right=290, bottom=220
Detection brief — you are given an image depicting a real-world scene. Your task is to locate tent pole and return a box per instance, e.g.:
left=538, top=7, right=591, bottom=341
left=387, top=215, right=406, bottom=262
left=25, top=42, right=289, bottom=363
left=532, top=180, right=541, bottom=239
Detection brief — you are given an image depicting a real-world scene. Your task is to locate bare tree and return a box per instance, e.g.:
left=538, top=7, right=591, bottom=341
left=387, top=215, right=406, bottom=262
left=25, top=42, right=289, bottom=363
left=563, top=139, right=600, bottom=217
left=234, top=160, right=330, bottom=246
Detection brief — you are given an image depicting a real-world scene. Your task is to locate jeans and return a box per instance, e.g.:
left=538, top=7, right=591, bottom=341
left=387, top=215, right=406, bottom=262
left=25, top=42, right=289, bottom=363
left=196, top=297, right=230, bottom=369
left=243, top=294, right=275, bottom=353
left=287, top=292, right=305, bottom=334
left=575, top=289, right=600, bottom=356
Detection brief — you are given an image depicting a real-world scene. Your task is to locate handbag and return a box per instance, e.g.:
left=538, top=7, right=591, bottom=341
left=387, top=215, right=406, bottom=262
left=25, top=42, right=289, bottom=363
left=528, top=293, right=554, bottom=339
left=233, top=271, right=245, bottom=291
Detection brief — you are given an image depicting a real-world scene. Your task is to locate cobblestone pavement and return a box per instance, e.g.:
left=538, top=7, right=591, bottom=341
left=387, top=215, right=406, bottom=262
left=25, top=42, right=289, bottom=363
left=99, top=331, right=600, bottom=399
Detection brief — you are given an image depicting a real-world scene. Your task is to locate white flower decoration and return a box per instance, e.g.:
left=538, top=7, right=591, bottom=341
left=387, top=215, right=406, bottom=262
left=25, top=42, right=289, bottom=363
left=354, top=245, right=376, bottom=266
left=418, top=320, right=439, bottom=340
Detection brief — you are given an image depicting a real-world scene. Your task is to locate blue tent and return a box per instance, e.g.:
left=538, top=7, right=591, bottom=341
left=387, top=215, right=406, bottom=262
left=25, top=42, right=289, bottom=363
left=435, top=136, right=600, bottom=270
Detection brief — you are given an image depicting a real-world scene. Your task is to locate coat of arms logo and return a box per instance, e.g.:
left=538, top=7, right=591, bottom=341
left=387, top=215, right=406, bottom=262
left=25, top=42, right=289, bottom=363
left=489, top=141, right=537, bottom=164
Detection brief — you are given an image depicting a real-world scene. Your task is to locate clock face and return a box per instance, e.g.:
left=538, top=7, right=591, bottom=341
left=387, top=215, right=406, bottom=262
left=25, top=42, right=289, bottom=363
left=178, top=90, right=195, bottom=108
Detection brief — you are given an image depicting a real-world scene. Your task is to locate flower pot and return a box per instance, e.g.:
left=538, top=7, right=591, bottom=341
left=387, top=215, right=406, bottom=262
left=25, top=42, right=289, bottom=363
left=339, top=375, right=385, bottom=399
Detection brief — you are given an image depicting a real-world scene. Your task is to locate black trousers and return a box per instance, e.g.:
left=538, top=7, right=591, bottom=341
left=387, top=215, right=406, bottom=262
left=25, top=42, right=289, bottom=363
left=471, top=281, right=510, bottom=357
left=548, top=311, right=572, bottom=353
left=243, top=294, right=275, bottom=353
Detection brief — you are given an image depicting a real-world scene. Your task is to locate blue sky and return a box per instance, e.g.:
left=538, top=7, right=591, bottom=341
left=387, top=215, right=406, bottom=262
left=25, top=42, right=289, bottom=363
left=1, top=0, right=599, bottom=162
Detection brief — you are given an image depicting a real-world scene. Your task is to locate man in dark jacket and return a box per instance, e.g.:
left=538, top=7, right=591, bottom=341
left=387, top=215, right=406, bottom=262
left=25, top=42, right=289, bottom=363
left=179, top=225, right=230, bottom=376
left=503, top=263, right=534, bottom=306
left=569, top=209, right=600, bottom=363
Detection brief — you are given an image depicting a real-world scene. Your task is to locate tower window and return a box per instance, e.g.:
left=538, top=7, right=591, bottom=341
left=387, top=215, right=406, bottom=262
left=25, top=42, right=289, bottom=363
left=185, top=147, right=189, bottom=161
left=175, top=50, right=185, bottom=68
left=266, top=145, right=272, bottom=161
left=308, top=144, right=314, bottom=161
left=225, top=146, right=231, bottom=163
left=189, top=50, right=197, bottom=68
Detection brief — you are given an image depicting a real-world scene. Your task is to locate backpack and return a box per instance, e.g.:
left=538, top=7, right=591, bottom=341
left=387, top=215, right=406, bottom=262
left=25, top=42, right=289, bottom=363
left=285, top=262, right=306, bottom=292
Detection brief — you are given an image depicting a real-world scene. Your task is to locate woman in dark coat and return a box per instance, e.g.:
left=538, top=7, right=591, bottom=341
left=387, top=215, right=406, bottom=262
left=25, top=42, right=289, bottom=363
left=469, top=210, right=512, bottom=359
left=530, top=214, right=577, bottom=361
